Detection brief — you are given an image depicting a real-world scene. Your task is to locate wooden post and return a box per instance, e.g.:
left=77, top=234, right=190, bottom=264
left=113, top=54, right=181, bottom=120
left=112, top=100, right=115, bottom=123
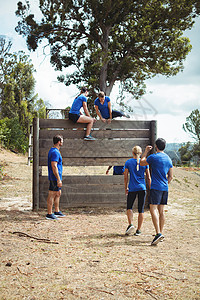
left=150, top=120, right=157, bottom=148
left=32, top=118, right=39, bottom=211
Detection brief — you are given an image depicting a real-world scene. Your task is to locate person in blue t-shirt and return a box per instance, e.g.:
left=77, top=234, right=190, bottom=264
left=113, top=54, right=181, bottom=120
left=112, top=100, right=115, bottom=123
left=69, top=87, right=96, bottom=141
left=124, top=146, right=151, bottom=236
left=106, top=166, right=125, bottom=175
left=94, top=91, right=130, bottom=124
left=46, top=134, right=65, bottom=220
left=140, top=138, right=173, bottom=245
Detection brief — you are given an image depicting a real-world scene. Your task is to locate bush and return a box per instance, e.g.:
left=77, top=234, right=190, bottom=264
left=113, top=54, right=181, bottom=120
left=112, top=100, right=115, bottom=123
left=0, top=117, right=28, bottom=154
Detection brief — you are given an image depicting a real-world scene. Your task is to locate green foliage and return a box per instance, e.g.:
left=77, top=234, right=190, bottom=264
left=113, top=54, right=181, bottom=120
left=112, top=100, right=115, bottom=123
left=183, top=109, right=200, bottom=143
left=0, top=117, right=28, bottom=154
left=15, top=0, right=200, bottom=102
left=0, top=37, right=48, bottom=153
left=178, top=142, right=193, bottom=164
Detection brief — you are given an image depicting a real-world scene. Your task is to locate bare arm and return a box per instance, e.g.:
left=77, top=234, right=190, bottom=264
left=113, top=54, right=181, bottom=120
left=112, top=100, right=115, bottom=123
left=124, top=168, right=129, bottom=195
left=83, top=101, right=91, bottom=117
left=140, top=145, right=153, bottom=166
left=145, top=168, right=151, bottom=189
left=51, top=161, right=62, bottom=187
left=167, top=167, right=173, bottom=184
left=106, top=166, right=112, bottom=175
left=107, top=101, right=112, bottom=119
left=95, top=105, right=106, bottom=122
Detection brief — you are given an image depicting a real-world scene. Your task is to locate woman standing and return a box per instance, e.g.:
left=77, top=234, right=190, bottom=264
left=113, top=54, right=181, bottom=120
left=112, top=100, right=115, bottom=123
left=124, top=146, right=151, bottom=236
left=69, top=87, right=96, bottom=140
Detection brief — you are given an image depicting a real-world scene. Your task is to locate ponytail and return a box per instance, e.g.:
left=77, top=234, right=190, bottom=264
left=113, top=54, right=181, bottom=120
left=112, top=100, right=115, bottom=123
left=132, top=146, right=142, bottom=171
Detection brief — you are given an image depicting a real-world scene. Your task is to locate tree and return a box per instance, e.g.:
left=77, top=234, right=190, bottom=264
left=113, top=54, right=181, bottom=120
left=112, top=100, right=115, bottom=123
left=183, top=109, right=200, bottom=143
left=178, top=142, right=193, bottom=165
left=15, top=0, right=200, bottom=103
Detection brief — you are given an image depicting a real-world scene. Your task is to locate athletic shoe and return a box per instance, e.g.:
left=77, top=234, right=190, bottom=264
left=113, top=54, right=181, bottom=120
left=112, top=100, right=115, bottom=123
left=151, top=233, right=164, bottom=245
left=134, top=229, right=142, bottom=236
left=122, top=112, right=130, bottom=118
left=125, top=224, right=134, bottom=235
left=54, top=211, right=66, bottom=218
left=84, top=135, right=96, bottom=141
left=46, top=213, right=58, bottom=220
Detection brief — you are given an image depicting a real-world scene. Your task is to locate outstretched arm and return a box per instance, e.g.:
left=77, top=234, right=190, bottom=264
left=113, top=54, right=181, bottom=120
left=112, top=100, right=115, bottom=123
left=95, top=105, right=106, bottom=122
left=140, top=145, right=153, bottom=166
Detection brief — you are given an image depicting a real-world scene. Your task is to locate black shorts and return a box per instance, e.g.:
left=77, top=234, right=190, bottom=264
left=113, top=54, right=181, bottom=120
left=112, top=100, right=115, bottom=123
left=49, top=181, right=61, bottom=191
left=149, top=189, right=168, bottom=205
left=127, top=190, right=146, bottom=213
left=69, top=113, right=80, bottom=123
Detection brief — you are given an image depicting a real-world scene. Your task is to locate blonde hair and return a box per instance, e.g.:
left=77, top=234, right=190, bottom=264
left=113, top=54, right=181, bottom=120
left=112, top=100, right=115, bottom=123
left=132, top=146, right=142, bottom=171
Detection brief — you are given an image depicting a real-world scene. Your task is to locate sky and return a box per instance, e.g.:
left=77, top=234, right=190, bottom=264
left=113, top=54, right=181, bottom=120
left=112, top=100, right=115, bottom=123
left=0, top=0, right=200, bottom=143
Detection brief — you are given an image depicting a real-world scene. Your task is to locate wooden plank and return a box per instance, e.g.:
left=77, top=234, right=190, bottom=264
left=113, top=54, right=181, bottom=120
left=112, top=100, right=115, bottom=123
left=39, top=157, right=131, bottom=166
left=39, top=128, right=150, bottom=139
left=39, top=193, right=126, bottom=208
left=39, top=119, right=152, bottom=130
left=32, top=118, right=39, bottom=211
left=39, top=140, right=148, bottom=158
left=39, top=193, right=149, bottom=209
left=39, top=175, right=124, bottom=184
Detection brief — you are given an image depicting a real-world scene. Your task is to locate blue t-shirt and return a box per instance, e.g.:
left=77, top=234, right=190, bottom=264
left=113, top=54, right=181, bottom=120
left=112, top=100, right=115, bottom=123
left=147, top=152, right=173, bottom=191
left=48, top=147, right=63, bottom=181
left=125, top=158, right=148, bottom=192
left=113, top=166, right=125, bottom=175
left=94, top=96, right=111, bottom=119
left=69, top=94, right=87, bottom=114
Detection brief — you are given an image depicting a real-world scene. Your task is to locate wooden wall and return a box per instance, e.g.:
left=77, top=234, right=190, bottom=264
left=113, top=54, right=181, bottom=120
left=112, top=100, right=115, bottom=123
left=33, top=118, right=157, bottom=210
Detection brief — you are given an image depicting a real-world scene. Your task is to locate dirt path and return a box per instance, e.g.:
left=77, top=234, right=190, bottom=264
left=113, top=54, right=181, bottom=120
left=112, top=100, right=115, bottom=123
left=0, top=147, right=200, bottom=299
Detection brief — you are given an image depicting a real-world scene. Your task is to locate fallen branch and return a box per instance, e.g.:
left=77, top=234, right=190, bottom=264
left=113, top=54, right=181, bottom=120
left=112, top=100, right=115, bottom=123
left=11, top=231, right=59, bottom=244
left=88, top=287, right=114, bottom=295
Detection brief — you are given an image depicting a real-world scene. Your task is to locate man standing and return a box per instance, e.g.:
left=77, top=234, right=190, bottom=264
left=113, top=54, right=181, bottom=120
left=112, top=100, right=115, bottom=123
left=140, top=138, right=173, bottom=245
left=46, top=134, right=65, bottom=220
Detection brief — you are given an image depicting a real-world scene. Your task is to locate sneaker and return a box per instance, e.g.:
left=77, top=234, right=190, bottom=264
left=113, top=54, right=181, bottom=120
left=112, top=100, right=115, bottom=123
left=54, top=211, right=66, bottom=218
left=134, top=229, right=142, bottom=236
left=125, top=224, right=134, bottom=235
left=151, top=233, right=164, bottom=245
left=122, top=112, right=130, bottom=118
left=84, top=135, right=96, bottom=141
left=46, top=213, right=58, bottom=220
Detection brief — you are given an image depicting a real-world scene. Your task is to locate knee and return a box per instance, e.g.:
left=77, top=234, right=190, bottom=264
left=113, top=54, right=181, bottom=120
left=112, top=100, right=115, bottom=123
left=56, top=190, right=61, bottom=197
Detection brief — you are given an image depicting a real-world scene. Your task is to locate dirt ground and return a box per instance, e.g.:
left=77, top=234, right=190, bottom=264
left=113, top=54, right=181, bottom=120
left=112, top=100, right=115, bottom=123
left=0, top=147, right=200, bottom=300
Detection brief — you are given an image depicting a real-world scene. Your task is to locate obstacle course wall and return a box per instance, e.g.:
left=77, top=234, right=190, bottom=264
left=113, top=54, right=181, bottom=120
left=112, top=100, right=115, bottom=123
left=32, top=118, right=157, bottom=210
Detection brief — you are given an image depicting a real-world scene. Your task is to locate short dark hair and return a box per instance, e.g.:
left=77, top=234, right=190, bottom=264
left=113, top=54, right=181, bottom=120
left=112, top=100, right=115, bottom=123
left=155, top=138, right=166, bottom=151
left=53, top=134, right=63, bottom=145
left=81, top=87, right=88, bottom=93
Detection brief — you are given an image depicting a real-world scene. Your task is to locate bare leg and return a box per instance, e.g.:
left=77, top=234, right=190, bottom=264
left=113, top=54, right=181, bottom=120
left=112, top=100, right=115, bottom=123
left=54, top=190, right=61, bottom=213
left=77, top=115, right=94, bottom=136
left=127, top=209, right=133, bottom=225
left=158, top=205, right=165, bottom=234
left=137, top=213, right=144, bottom=231
left=47, top=191, right=56, bottom=214
left=150, top=204, right=160, bottom=234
